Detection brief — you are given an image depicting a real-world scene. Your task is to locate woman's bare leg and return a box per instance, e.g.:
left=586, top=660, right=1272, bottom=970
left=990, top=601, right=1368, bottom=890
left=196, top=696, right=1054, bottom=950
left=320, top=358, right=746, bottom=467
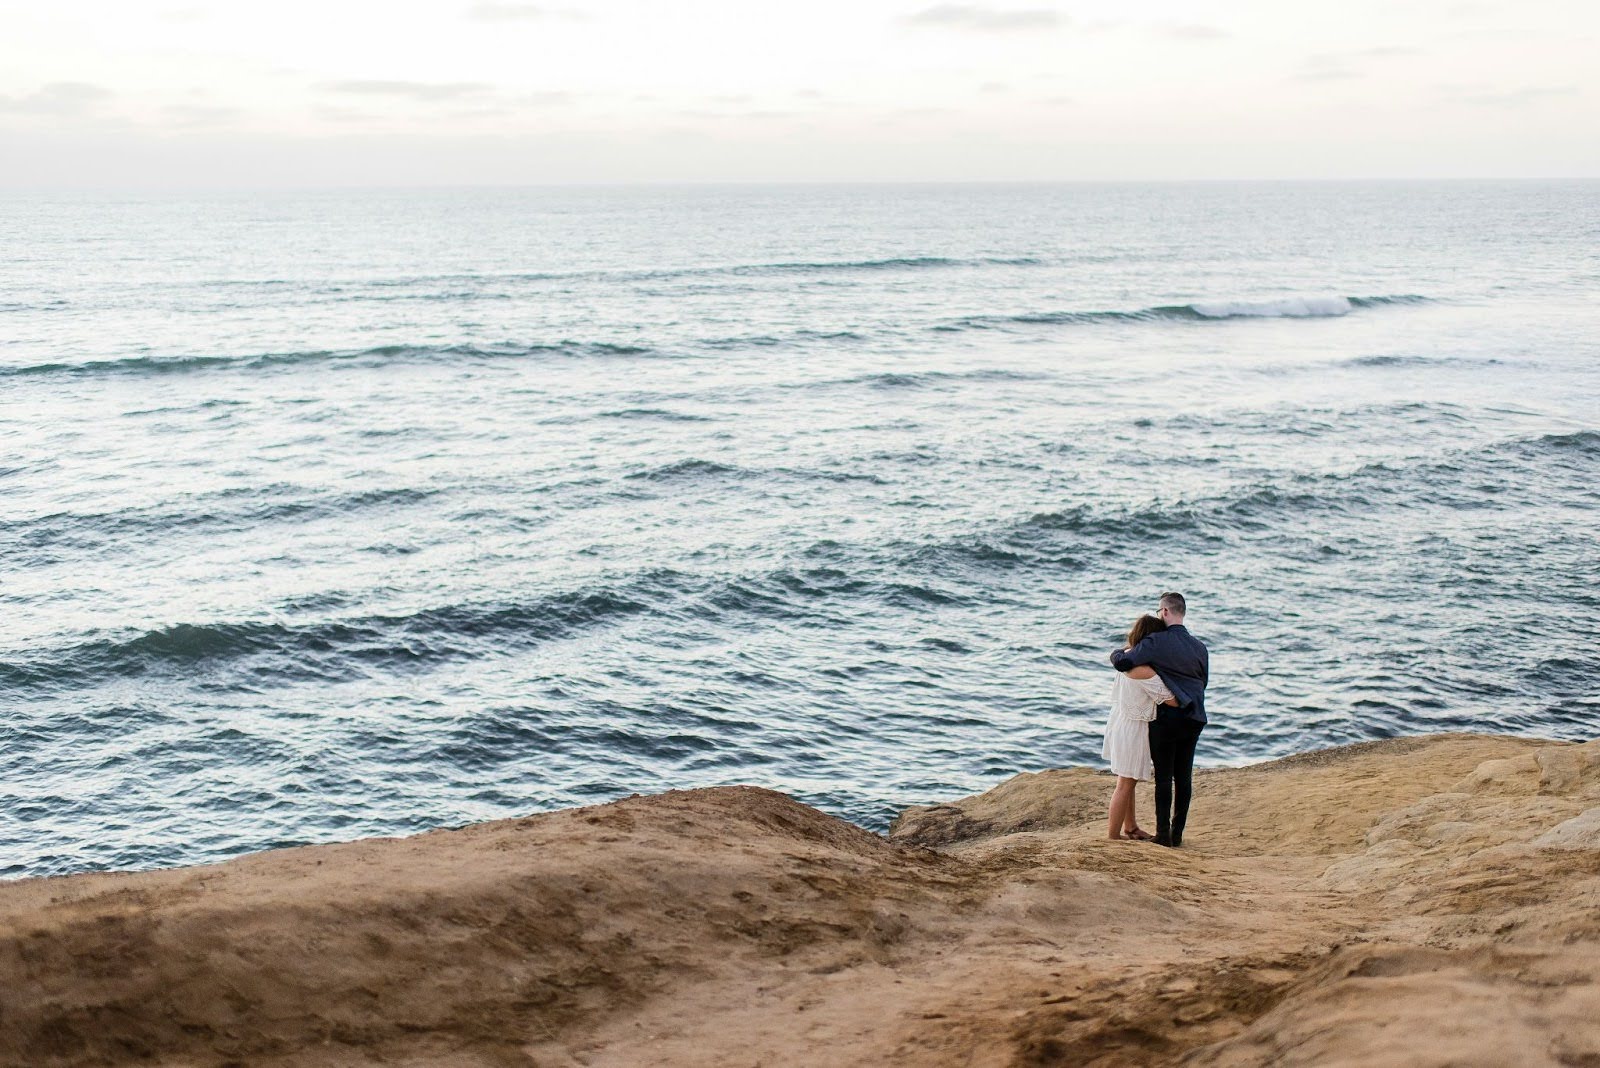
left=1107, top=777, right=1137, bottom=839
left=1122, top=782, right=1150, bottom=839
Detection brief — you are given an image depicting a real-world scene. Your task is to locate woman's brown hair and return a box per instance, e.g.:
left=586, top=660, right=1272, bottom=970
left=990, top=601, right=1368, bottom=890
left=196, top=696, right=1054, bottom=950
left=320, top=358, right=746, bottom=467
left=1126, top=613, right=1168, bottom=648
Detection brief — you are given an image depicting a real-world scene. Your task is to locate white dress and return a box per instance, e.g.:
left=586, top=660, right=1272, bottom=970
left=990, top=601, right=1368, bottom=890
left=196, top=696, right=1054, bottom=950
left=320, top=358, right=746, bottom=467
left=1102, top=671, right=1174, bottom=781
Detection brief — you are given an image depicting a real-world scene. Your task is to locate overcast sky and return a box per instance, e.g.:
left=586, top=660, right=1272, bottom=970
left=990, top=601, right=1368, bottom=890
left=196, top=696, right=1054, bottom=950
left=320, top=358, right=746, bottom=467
left=2, top=0, right=1596, bottom=186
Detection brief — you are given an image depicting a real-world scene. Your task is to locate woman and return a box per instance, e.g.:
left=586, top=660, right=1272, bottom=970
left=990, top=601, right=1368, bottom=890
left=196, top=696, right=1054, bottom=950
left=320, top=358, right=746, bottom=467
left=1104, top=613, right=1176, bottom=841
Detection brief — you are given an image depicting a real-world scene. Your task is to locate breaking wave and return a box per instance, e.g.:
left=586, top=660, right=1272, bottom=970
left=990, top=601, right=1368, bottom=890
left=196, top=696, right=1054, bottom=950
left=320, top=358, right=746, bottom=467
left=941, top=294, right=1431, bottom=331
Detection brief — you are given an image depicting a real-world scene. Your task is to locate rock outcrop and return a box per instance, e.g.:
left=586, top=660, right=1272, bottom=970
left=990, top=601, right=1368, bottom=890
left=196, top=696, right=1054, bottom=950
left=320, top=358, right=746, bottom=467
left=3, top=733, right=1598, bottom=1066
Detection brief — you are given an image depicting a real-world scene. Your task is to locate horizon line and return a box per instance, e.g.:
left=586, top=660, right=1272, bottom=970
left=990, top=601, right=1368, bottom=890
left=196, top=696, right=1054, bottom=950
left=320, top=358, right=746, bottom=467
left=6, top=175, right=1599, bottom=194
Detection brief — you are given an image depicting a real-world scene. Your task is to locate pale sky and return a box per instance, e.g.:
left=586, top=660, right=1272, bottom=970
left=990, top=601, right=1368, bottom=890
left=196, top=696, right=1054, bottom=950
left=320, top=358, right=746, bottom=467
left=1, top=0, right=1596, bottom=185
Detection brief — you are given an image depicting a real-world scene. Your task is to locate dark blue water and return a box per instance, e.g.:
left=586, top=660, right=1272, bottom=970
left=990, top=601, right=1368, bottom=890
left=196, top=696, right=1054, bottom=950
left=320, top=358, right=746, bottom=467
left=3, top=182, right=1597, bottom=878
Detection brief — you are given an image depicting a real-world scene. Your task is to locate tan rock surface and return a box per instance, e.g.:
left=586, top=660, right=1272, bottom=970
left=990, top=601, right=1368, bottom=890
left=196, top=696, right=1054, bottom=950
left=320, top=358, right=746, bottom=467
left=3, top=732, right=1598, bottom=1066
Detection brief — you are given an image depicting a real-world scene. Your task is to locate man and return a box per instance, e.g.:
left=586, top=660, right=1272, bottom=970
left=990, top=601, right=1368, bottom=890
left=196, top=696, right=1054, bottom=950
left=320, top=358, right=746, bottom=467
left=1109, top=592, right=1209, bottom=848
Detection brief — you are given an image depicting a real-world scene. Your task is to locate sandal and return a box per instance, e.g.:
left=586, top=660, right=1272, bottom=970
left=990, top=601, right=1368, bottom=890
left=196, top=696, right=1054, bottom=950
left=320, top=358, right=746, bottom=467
left=1123, top=828, right=1155, bottom=841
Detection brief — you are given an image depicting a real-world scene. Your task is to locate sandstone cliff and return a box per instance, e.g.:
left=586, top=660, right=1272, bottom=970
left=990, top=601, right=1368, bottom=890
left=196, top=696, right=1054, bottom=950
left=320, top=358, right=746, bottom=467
left=3, top=733, right=1597, bottom=1066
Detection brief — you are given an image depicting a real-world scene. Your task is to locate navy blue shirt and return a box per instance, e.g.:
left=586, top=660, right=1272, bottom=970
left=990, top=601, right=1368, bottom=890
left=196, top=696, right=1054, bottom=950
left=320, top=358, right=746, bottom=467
left=1110, top=624, right=1209, bottom=725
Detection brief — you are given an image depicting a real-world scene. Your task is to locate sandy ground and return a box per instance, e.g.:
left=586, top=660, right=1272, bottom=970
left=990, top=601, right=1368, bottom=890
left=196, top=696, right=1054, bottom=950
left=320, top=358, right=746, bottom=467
left=3, top=732, right=1599, bottom=1067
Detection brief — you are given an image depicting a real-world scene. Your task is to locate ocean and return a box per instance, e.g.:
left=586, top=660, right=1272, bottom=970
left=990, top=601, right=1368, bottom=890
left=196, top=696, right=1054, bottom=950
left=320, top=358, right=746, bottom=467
left=2, top=181, right=1597, bottom=879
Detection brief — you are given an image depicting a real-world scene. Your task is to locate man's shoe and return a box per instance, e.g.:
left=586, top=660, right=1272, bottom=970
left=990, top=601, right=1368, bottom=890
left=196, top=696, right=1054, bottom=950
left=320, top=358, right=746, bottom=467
left=1154, top=833, right=1174, bottom=847
left=1170, top=833, right=1183, bottom=848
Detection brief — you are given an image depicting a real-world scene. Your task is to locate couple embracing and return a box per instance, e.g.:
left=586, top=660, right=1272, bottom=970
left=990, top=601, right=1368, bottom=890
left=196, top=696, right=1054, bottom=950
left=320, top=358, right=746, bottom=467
left=1102, top=592, right=1209, bottom=848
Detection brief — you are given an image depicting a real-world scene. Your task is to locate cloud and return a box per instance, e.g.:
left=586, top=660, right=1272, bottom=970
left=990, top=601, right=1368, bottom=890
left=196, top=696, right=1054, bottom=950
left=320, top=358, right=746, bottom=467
left=313, top=105, right=383, bottom=124
left=1293, top=66, right=1361, bottom=82
left=161, top=104, right=244, bottom=127
left=1455, top=85, right=1579, bottom=107
left=0, top=82, right=114, bottom=115
left=464, top=3, right=586, bottom=20
left=899, top=5, right=1064, bottom=31
left=1159, top=24, right=1229, bottom=40
left=1292, top=48, right=1420, bottom=83
left=311, top=87, right=573, bottom=126
left=320, top=80, right=495, bottom=102
left=433, top=106, right=516, bottom=120
left=675, top=108, right=803, bottom=122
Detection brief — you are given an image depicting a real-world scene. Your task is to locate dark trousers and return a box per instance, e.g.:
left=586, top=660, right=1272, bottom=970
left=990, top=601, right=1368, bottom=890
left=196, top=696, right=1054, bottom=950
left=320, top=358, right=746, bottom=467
left=1148, top=719, right=1205, bottom=844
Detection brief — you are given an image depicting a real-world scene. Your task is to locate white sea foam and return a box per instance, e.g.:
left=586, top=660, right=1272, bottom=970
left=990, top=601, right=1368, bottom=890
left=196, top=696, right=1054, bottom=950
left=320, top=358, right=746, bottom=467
left=1189, top=296, right=1355, bottom=319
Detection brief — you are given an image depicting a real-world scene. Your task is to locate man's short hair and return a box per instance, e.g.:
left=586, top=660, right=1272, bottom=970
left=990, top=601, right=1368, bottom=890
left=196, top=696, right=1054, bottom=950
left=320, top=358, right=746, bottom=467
left=1159, top=592, right=1186, bottom=616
